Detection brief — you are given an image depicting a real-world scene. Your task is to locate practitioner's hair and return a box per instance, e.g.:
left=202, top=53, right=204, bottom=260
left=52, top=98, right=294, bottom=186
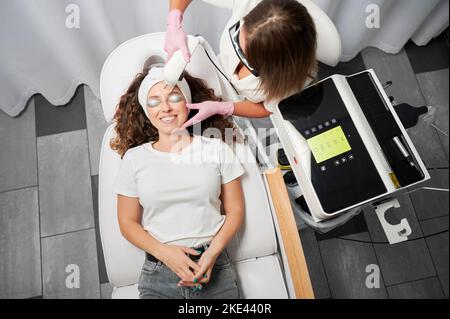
left=244, top=0, right=318, bottom=101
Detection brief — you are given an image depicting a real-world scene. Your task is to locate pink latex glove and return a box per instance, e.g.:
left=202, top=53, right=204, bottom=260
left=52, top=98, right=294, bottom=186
left=164, top=9, right=190, bottom=63
left=181, top=101, right=235, bottom=129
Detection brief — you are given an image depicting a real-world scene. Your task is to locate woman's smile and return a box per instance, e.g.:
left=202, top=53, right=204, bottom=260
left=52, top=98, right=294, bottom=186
left=159, top=114, right=178, bottom=125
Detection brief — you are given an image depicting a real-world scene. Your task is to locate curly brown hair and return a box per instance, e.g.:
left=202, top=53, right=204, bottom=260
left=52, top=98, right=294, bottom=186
left=110, top=58, right=240, bottom=157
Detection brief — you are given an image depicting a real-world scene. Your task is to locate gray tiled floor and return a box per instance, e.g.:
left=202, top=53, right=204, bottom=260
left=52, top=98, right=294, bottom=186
left=100, top=283, right=113, bottom=299
left=298, top=227, right=331, bottom=299
left=91, top=175, right=108, bottom=284
left=410, top=169, right=449, bottom=221
left=421, top=216, right=449, bottom=298
left=0, top=98, right=37, bottom=193
left=0, top=187, right=41, bottom=299
left=41, top=228, right=100, bottom=299
left=373, top=236, right=436, bottom=286
left=318, top=232, right=388, bottom=299
left=363, top=196, right=442, bottom=289
left=37, top=130, right=94, bottom=237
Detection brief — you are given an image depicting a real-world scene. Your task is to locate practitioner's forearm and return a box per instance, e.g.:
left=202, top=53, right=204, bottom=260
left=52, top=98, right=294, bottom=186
left=169, top=0, right=192, bottom=12
left=233, top=100, right=272, bottom=118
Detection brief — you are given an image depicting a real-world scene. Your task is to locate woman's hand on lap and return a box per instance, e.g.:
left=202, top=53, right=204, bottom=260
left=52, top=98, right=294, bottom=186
left=178, top=249, right=221, bottom=287
left=157, top=245, right=201, bottom=283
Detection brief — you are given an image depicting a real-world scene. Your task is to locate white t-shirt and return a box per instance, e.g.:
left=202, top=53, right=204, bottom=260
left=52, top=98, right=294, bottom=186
left=113, top=136, right=246, bottom=248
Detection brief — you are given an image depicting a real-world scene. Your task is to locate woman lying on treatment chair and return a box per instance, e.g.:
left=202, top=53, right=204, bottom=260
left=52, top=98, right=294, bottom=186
left=111, top=57, right=245, bottom=299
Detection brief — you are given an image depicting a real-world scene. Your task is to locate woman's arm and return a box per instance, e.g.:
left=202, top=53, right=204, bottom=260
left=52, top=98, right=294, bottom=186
left=169, top=0, right=192, bottom=12
left=117, top=194, right=164, bottom=257
left=117, top=194, right=201, bottom=282
left=208, top=178, right=245, bottom=255
left=233, top=100, right=272, bottom=118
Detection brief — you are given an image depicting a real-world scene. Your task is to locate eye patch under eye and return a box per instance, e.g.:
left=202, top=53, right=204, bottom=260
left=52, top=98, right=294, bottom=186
left=168, top=93, right=184, bottom=103
left=147, top=97, right=161, bottom=108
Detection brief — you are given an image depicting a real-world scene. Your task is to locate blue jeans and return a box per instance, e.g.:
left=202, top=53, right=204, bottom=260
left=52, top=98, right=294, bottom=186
left=138, top=249, right=241, bottom=299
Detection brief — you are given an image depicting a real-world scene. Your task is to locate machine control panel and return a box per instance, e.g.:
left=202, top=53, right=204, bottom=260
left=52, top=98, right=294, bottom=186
left=279, top=78, right=387, bottom=213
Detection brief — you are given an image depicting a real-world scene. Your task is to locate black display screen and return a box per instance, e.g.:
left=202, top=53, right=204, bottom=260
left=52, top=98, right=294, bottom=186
left=279, top=78, right=387, bottom=213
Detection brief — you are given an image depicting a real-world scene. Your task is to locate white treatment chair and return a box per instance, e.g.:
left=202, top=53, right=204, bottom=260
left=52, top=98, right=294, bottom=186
left=98, top=0, right=341, bottom=299
left=98, top=33, right=291, bottom=299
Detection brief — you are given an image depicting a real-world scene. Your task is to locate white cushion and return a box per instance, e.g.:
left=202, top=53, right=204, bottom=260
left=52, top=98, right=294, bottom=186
left=226, top=142, right=278, bottom=262
left=98, top=125, right=145, bottom=288
left=298, top=0, right=342, bottom=67
left=112, top=284, right=139, bottom=299
left=234, top=255, right=288, bottom=299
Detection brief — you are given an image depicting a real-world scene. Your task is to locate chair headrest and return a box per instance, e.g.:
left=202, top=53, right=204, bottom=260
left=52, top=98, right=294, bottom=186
left=298, top=0, right=342, bottom=67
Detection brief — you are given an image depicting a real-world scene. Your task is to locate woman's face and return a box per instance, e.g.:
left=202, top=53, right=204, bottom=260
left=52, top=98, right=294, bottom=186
left=145, top=81, right=189, bottom=135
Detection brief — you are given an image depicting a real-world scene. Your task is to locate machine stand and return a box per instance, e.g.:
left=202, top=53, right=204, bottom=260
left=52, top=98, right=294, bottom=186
left=373, top=198, right=412, bottom=245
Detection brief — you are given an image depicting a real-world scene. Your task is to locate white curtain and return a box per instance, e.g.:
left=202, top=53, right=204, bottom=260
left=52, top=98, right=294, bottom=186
left=0, top=0, right=448, bottom=117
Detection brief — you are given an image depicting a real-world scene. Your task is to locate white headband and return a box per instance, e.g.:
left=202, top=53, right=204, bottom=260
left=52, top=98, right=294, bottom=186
left=138, top=65, right=192, bottom=118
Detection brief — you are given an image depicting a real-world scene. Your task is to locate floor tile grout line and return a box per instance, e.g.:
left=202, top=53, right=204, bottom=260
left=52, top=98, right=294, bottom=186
left=36, top=128, right=89, bottom=140
left=83, top=85, right=96, bottom=178
left=315, top=238, right=334, bottom=299
left=34, top=96, right=44, bottom=299
left=41, top=227, right=96, bottom=240
left=418, top=214, right=450, bottom=223
left=385, top=274, right=443, bottom=289
left=83, top=86, right=104, bottom=296
left=434, top=131, right=449, bottom=163
left=414, top=67, right=450, bottom=77
left=0, top=184, right=39, bottom=195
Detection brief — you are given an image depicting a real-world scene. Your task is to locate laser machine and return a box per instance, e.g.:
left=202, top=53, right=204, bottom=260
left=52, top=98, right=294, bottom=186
left=268, top=69, right=430, bottom=243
